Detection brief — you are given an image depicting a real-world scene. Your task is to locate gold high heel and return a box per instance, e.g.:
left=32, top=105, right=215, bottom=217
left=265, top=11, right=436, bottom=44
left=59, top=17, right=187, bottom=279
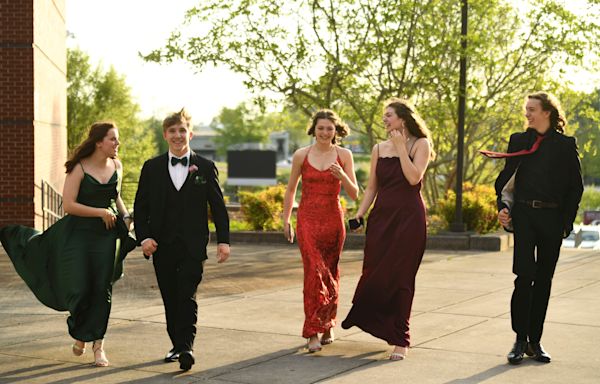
left=307, top=336, right=322, bottom=353
left=92, top=339, right=109, bottom=367
left=321, top=328, right=335, bottom=345
left=389, top=346, right=408, bottom=361
left=71, top=340, right=86, bottom=356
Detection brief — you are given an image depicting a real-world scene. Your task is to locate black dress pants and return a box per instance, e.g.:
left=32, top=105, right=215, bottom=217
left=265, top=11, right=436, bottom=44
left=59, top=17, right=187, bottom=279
left=511, top=203, right=563, bottom=343
left=153, top=240, right=204, bottom=351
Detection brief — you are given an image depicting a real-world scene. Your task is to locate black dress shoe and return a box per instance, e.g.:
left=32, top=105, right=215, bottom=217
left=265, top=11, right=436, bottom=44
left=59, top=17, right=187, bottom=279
left=179, top=350, right=195, bottom=371
left=527, top=342, right=551, bottom=363
left=164, top=348, right=180, bottom=363
left=507, top=340, right=528, bottom=364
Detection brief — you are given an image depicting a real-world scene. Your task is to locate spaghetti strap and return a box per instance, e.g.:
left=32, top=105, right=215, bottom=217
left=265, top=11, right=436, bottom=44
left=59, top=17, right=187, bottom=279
left=334, top=146, right=344, bottom=167
left=408, top=139, right=417, bottom=160
left=79, top=162, right=85, bottom=172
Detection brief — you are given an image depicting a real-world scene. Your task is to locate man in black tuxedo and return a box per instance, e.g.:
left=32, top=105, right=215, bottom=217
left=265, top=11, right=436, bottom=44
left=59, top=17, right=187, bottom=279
left=134, top=108, right=230, bottom=371
left=493, top=92, right=583, bottom=365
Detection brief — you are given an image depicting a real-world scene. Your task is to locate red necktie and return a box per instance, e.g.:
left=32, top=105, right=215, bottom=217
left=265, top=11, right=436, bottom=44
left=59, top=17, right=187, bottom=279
left=479, top=134, right=546, bottom=159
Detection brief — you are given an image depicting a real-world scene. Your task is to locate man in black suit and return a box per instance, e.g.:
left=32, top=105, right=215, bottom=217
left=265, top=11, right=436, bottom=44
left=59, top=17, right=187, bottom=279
left=134, top=108, right=230, bottom=371
left=493, top=92, right=583, bottom=365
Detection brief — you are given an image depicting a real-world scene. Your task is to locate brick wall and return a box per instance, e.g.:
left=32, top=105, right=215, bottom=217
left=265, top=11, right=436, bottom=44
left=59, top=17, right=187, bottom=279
left=0, top=0, right=66, bottom=228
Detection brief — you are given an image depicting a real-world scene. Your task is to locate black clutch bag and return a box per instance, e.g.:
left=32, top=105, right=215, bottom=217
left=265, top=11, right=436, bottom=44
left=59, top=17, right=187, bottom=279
left=348, top=217, right=364, bottom=230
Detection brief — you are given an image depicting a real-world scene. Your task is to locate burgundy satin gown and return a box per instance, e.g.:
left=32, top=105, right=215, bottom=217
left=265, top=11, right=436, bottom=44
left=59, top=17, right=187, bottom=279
left=342, top=156, right=426, bottom=347
left=296, top=154, right=345, bottom=338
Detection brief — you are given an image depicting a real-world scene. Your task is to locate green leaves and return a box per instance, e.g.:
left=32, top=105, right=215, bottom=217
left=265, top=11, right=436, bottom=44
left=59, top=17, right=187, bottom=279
left=67, top=48, right=157, bottom=206
left=143, top=0, right=600, bottom=204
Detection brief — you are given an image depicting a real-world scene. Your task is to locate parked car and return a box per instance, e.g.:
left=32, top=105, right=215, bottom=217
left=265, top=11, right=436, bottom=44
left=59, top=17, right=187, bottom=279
left=562, top=226, right=580, bottom=248
left=579, top=226, right=600, bottom=249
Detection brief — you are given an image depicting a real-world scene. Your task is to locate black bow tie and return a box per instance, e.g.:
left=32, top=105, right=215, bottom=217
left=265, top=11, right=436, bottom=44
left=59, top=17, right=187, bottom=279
left=171, top=156, right=188, bottom=166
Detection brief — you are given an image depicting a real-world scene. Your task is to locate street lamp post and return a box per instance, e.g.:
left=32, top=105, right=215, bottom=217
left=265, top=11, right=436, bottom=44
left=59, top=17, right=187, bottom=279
left=451, top=0, right=468, bottom=232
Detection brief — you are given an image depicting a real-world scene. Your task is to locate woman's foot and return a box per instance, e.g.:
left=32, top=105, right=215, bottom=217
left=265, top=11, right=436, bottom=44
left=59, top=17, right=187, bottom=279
left=321, top=328, right=335, bottom=345
left=389, top=346, right=408, bottom=361
left=92, top=339, right=109, bottom=367
left=307, top=335, right=322, bottom=353
left=71, top=340, right=86, bottom=356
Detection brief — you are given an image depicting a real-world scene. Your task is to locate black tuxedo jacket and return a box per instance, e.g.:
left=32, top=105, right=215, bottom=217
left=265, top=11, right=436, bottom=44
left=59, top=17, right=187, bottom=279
left=133, top=151, right=229, bottom=260
left=494, top=128, right=583, bottom=237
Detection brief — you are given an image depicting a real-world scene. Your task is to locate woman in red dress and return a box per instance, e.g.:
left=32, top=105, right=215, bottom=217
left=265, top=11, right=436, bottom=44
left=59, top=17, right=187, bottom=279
left=283, top=109, right=359, bottom=353
left=342, top=98, right=435, bottom=361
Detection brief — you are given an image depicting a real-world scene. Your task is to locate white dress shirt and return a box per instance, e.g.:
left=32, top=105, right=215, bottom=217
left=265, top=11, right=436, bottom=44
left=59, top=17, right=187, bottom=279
left=168, top=150, right=191, bottom=191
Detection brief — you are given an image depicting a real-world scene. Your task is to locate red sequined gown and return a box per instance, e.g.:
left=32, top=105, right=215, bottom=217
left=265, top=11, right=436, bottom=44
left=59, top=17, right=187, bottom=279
left=296, top=154, right=345, bottom=338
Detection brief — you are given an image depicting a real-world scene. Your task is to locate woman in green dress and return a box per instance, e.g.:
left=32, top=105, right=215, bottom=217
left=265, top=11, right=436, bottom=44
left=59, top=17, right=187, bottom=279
left=0, top=122, right=134, bottom=367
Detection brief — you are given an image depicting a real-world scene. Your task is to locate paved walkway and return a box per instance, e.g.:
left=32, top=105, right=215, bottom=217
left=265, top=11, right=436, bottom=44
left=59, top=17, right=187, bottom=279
left=1, top=243, right=599, bottom=383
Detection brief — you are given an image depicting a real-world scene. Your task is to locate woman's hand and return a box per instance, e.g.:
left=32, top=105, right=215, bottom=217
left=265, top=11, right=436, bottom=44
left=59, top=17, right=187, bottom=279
left=329, top=162, right=346, bottom=180
left=100, top=208, right=117, bottom=230
left=389, top=127, right=409, bottom=149
left=284, top=222, right=295, bottom=243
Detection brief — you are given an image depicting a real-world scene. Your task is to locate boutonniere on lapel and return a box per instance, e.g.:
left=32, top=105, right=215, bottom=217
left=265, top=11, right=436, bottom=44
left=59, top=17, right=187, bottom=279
left=188, top=164, right=206, bottom=185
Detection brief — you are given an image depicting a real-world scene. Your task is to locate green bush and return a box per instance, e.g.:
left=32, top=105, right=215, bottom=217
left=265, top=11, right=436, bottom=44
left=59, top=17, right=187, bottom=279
left=238, top=185, right=286, bottom=231
left=426, top=213, right=446, bottom=235
left=436, top=182, right=500, bottom=234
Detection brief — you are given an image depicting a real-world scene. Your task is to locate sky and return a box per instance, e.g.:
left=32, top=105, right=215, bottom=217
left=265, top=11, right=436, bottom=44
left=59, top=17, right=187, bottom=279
left=66, top=1, right=599, bottom=126
left=66, top=0, right=250, bottom=126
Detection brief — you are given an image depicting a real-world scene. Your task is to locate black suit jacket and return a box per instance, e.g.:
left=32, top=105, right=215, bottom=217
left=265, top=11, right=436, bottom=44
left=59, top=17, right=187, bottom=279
left=133, top=151, right=230, bottom=261
left=494, top=128, right=583, bottom=237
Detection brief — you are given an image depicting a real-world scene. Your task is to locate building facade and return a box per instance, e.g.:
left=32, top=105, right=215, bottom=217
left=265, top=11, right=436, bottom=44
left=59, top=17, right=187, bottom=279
left=0, top=0, right=67, bottom=228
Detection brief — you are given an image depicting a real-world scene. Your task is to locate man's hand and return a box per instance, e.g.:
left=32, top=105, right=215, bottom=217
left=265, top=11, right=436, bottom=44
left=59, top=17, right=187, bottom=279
left=141, top=238, right=158, bottom=257
left=498, top=208, right=512, bottom=227
left=217, top=243, right=230, bottom=263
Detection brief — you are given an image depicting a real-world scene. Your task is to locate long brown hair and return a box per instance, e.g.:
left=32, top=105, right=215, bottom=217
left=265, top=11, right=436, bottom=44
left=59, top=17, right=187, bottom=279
left=526, top=92, right=567, bottom=133
left=384, top=98, right=436, bottom=160
left=306, top=109, right=350, bottom=144
left=65, top=122, right=117, bottom=173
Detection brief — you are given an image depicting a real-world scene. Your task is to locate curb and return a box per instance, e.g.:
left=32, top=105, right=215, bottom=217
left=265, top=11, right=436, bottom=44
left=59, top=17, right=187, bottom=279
left=215, top=231, right=513, bottom=251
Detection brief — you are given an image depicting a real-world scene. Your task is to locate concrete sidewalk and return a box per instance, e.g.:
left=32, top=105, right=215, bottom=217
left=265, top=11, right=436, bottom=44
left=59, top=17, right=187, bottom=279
left=1, top=243, right=599, bottom=383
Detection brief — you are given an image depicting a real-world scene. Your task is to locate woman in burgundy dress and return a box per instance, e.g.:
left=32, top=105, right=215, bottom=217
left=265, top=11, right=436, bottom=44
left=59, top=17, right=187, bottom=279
left=342, top=98, right=435, bottom=361
left=283, top=109, right=359, bottom=353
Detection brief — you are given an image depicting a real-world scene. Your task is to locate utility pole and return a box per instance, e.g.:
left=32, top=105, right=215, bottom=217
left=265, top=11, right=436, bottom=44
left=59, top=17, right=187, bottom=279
left=451, top=0, right=468, bottom=232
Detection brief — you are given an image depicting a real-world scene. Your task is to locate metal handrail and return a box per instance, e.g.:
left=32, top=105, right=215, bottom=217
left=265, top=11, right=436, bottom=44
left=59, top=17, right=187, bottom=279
left=41, top=180, right=63, bottom=230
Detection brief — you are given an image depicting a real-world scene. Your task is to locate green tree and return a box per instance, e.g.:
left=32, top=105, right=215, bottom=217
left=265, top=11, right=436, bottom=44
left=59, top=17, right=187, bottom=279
left=67, top=48, right=157, bottom=206
left=144, top=116, right=169, bottom=155
left=260, top=107, right=312, bottom=152
left=562, top=88, right=600, bottom=184
left=144, top=0, right=600, bottom=204
left=211, top=102, right=313, bottom=156
left=210, top=103, right=269, bottom=156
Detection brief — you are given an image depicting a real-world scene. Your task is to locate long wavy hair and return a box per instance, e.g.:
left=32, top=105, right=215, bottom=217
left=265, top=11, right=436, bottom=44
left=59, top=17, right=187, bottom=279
left=526, top=92, right=567, bottom=133
left=384, top=98, right=436, bottom=160
left=65, top=122, right=117, bottom=173
left=306, top=109, right=350, bottom=144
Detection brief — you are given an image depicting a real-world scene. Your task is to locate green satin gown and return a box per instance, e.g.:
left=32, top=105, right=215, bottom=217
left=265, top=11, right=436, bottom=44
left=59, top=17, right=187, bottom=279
left=0, top=171, right=130, bottom=342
